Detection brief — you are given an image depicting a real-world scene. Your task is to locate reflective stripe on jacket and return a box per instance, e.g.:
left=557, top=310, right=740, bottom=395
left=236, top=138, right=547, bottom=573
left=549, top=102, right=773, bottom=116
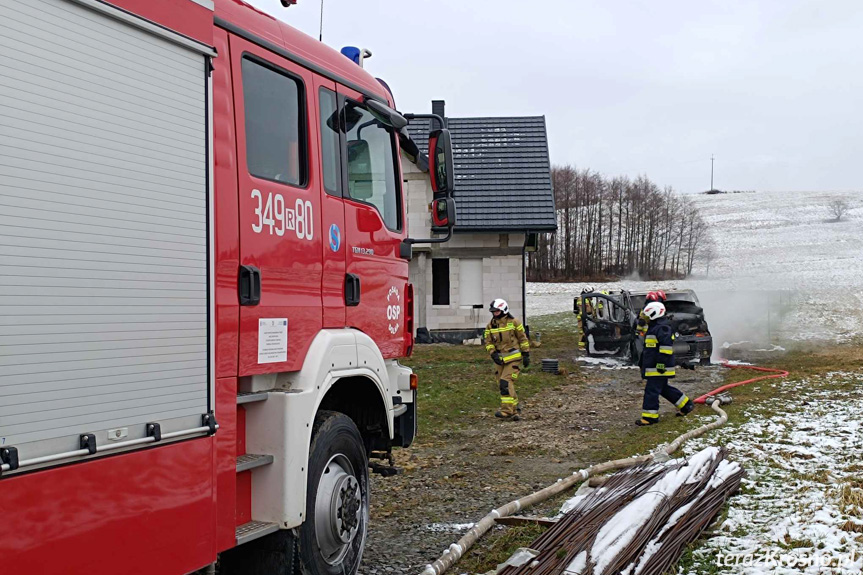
left=642, top=317, right=676, bottom=378
left=484, top=315, right=530, bottom=360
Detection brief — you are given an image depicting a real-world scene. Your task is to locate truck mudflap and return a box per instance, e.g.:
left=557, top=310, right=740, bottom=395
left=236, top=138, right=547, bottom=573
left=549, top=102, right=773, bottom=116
left=393, top=391, right=417, bottom=448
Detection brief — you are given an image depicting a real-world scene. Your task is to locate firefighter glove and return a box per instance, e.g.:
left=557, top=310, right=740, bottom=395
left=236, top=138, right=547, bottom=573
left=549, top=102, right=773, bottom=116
left=522, top=352, right=531, bottom=367
left=491, top=351, right=504, bottom=366
left=656, top=363, right=666, bottom=374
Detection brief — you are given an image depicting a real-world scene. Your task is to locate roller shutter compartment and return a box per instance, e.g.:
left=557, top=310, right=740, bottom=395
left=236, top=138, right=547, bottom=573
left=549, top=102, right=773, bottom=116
left=0, top=0, right=213, bottom=470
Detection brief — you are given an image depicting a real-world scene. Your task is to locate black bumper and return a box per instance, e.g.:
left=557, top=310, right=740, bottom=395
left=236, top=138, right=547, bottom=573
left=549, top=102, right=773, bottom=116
left=676, top=335, right=713, bottom=365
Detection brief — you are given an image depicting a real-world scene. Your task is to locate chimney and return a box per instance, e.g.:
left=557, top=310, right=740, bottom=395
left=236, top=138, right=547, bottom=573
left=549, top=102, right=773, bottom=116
left=431, top=100, right=446, bottom=129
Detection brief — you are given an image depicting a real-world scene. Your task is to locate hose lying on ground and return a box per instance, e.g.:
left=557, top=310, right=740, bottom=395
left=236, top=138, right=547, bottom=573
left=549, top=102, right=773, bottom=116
left=419, top=363, right=787, bottom=575
left=694, top=362, right=789, bottom=404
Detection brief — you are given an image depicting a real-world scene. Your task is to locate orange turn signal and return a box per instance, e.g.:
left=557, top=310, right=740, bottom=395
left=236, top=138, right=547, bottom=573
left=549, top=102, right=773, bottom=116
left=409, top=373, right=418, bottom=390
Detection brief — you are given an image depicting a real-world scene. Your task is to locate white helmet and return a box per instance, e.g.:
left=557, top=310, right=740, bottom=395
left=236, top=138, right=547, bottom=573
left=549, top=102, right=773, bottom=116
left=582, top=285, right=595, bottom=294
left=643, top=301, right=666, bottom=320
left=489, top=298, right=509, bottom=315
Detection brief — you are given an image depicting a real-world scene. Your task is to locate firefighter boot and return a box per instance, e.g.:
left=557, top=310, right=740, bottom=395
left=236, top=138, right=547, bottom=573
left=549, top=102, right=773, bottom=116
left=675, top=396, right=695, bottom=416
left=635, top=416, right=659, bottom=426
left=495, top=410, right=521, bottom=421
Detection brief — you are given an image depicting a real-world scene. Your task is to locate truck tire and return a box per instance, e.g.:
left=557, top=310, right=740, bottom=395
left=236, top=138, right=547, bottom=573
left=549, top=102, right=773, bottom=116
left=298, top=410, right=369, bottom=574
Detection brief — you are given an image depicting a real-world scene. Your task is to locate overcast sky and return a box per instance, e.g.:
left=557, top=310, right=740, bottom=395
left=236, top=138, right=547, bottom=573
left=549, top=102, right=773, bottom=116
left=244, top=0, right=862, bottom=194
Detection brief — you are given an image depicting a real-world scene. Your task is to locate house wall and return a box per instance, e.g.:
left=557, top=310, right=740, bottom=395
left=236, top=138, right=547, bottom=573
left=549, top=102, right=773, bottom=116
left=403, top=153, right=526, bottom=336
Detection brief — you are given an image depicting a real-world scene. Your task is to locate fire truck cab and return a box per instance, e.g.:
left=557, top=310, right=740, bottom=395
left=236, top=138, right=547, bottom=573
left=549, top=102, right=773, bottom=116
left=0, top=0, right=454, bottom=573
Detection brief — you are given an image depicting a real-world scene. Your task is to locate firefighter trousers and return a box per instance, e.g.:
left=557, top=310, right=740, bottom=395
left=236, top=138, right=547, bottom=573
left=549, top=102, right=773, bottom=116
left=641, top=376, right=689, bottom=421
left=496, top=361, right=521, bottom=416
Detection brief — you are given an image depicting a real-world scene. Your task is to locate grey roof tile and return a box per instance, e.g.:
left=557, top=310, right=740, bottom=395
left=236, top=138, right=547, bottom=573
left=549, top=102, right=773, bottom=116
left=406, top=115, right=557, bottom=232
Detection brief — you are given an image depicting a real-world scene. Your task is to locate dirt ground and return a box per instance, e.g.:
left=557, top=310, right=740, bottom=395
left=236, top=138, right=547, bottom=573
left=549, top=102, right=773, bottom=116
left=357, top=333, right=727, bottom=574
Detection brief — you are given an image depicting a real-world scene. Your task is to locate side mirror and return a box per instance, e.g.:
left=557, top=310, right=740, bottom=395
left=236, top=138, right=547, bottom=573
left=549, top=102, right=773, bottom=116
left=429, top=129, right=454, bottom=195
left=431, top=197, right=456, bottom=229
left=364, top=98, right=408, bottom=130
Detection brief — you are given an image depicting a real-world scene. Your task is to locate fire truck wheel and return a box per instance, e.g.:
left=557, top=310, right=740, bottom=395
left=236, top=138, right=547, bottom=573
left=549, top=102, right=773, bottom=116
left=299, top=410, right=369, bottom=574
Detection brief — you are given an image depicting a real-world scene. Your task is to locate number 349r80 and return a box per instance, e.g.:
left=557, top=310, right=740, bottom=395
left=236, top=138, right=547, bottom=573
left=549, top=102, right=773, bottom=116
left=251, top=189, right=314, bottom=241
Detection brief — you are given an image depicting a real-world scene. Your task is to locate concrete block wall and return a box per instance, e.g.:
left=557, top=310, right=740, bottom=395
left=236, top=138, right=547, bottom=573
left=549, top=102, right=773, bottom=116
left=402, top=151, right=526, bottom=334
left=403, top=154, right=433, bottom=239
left=413, top=249, right=525, bottom=332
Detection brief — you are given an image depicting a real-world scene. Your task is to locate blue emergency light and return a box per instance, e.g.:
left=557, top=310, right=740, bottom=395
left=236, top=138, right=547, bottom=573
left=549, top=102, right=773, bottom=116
left=341, top=46, right=361, bottom=65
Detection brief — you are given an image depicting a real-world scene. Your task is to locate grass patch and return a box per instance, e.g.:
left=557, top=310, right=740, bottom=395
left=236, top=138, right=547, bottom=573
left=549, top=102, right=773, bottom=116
left=841, top=520, right=863, bottom=534
left=402, top=312, right=863, bottom=573
left=837, top=484, right=863, bottom=516
left=458, top=523, right=546, bottom=573
left=404, top=313, right=582, bottom=438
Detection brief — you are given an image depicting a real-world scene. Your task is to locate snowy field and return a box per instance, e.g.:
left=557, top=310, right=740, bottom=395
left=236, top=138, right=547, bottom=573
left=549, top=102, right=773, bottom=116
left=679, top=371, right=863, bottom=574
left=527, top=190, right=863, bottom=348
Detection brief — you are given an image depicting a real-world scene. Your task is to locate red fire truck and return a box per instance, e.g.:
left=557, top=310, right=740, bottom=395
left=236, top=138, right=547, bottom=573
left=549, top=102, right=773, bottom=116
left=0, top=0, right=455, bottom=573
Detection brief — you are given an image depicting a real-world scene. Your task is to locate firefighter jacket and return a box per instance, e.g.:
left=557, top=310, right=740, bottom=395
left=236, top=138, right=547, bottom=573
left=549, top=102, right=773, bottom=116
left=577, top=296, right=593, bottom=321
left=484, top=315, right=530, bottom=363
left=642, top=317, right=676, bottom=377
left=636, top=310, right=649, bottom=337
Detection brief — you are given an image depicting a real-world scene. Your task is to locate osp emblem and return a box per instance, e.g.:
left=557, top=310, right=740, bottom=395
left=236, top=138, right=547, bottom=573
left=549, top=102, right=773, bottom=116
left=329, top=223, right=341, bottom=252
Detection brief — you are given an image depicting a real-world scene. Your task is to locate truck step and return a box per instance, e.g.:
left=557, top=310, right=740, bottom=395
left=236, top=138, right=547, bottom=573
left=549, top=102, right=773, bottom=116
left=237, top=391, right=268, bottom=405
left=235, top=520, right=279, bottom=545
left=236, top=453, right=274, bottom=472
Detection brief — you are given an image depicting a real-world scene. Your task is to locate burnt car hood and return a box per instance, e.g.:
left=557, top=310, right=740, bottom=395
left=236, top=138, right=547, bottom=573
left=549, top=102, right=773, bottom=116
left=665, top=302, right=708, bottom=335
left=668, top=312, right=706, bottom=335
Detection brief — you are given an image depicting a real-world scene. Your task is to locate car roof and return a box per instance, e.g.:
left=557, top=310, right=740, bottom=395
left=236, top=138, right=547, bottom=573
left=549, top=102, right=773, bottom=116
left=627, top=289, right=695, bottom=296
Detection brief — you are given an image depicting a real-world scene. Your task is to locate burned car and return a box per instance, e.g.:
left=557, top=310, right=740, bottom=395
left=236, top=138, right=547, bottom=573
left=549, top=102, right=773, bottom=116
left=574, top=289, right=713, bottom=367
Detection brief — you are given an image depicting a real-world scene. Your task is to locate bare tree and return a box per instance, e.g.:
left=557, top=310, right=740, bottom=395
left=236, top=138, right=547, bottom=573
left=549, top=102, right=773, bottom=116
left=528, top=166, right=709, bottom=281
left=829, top=199, right=849, bottom=221
left=697, top=236, right=717, bottom=278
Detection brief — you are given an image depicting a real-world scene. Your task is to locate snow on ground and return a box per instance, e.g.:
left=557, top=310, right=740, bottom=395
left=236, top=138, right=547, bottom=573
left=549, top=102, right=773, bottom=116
left=423, top=522, right=474, bottom=534
left=678, top=371, right=863, bottom=574
left=576, top=356, right=638, bottom=370
left=527, top=190, right=863, bottom=347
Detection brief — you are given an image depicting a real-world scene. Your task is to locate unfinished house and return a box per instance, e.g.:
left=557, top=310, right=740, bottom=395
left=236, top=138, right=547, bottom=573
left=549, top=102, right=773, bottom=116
left=405, top=101, right=556, bottom=343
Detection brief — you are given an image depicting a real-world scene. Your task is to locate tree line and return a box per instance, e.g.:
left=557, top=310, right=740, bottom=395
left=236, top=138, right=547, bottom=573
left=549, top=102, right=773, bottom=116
left=528, top=166, right=710, bottom=281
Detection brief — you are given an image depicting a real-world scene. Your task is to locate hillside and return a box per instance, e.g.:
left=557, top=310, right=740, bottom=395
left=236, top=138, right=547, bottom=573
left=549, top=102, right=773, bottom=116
left=527, top=189, right=863, bottom=347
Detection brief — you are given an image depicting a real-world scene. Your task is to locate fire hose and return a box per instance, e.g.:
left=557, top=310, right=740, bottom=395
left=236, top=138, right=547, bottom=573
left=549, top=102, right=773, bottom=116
left=419, top=363, right=788, bottom=575
left=694, top=362, right=789, bottom=404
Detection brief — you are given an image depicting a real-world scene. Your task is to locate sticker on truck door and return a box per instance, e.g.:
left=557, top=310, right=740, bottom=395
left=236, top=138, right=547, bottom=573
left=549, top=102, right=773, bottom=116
left=387, top=286, right=401, bottom=335
left=258, top=318, right=288, bottom=363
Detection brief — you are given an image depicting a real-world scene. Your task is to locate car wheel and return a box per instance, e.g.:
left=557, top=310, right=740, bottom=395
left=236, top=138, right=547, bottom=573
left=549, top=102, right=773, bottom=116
left=298, top=410, right=368, bottom=574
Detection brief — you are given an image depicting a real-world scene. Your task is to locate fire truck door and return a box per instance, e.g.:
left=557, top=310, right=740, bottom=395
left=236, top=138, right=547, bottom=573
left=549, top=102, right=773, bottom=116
left=315, top=78, right=346, bottom=328
left=229, top=35, right=323, bottom=374
left=337, top=85, right=408, bottom=358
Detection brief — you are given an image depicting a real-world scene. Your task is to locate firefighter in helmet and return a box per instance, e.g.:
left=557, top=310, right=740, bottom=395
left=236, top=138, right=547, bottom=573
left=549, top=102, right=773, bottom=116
left=577, top=286, right=595, bottom=352
left=637, top=301, right=694, bottom=426
left=636, top=291, right=667, bottom=338
left=484, top=298, right=530, bottom=420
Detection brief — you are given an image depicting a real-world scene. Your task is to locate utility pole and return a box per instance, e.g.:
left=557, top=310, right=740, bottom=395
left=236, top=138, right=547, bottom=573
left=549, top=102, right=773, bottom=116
left=710, top=154, right=715, bottom=191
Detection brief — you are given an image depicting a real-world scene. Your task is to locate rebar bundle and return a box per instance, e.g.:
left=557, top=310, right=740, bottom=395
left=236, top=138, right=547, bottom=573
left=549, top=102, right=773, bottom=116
left=499, top=447, right=744, bottom=575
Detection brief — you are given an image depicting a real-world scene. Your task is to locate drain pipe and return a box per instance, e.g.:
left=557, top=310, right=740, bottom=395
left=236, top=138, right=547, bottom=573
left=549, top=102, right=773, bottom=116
left=420, top=400, right=730, bottom=575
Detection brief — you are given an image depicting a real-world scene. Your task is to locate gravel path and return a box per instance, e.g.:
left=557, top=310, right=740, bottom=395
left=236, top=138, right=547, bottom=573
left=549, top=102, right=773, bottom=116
left=358, top=354, right=724, bottom=574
